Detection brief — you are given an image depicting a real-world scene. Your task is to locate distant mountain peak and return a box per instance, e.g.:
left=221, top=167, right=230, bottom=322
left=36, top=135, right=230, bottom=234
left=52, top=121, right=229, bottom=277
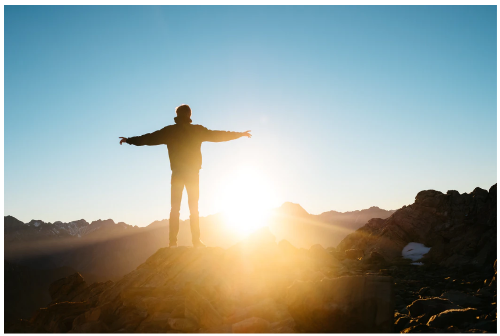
left=275, top=202, right=310, bottom=217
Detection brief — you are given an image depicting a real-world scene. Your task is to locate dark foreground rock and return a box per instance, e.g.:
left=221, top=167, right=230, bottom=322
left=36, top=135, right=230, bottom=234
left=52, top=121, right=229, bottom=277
left=287, top=275, right=394, bottom=332
left=337, top=184, right=497, bottom=269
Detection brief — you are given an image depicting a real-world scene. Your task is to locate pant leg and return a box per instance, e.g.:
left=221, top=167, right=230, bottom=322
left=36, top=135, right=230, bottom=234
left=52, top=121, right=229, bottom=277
left=169, top=171, right=185, bottom=245
left=185, top=170, right=200, bottom=244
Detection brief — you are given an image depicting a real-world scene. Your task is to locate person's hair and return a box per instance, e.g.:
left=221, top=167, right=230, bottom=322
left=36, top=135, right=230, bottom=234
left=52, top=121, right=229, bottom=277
left=176, top=104, right=191, bottom=118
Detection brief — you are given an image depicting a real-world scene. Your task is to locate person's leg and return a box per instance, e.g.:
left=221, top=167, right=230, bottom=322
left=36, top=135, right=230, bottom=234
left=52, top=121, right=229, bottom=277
left=185, top=170, right=201, bottom=245
left=169, top=171, right=185, bottom=246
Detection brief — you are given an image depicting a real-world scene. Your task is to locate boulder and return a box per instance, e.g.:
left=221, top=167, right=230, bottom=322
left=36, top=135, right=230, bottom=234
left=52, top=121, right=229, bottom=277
left=49, top=273, right=87, bottom=303
left=427, top=308, right=481, bottom=329
left=407, top=298, right=462, bottom=318
left=135, top=312, right=172, bottom=332
left=418, top=286, right=440, bottom=298
left=29, top=301, right=91, bottom=333
left=394, top=315, right=411, bottom=332
left=441, top=290, right=484, bottom=308
left=107, top=305, right=148, bottom=332
left=286, top=275, right=394, bottom=332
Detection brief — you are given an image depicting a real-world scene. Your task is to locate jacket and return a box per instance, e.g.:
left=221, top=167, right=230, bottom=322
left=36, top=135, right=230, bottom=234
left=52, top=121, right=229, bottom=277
left=126, top=123, right=242, bottom=171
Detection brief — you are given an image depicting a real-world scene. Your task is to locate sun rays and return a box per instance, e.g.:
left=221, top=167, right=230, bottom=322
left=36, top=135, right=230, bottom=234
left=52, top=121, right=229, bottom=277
left=213, top=166, right=279, bottom=237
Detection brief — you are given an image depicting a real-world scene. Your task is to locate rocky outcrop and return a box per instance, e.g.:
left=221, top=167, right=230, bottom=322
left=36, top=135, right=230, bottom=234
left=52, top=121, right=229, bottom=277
left=48, top=272, right=113, bottom=306
left=286, top=275, right=394, bottom=332
left=7, top=228, right=396, bottom=333
left=4, top=261, right=78, bottom=328
left=391, top=259, right=497, bottom=333
left=337, top=184, right=497, bottom=269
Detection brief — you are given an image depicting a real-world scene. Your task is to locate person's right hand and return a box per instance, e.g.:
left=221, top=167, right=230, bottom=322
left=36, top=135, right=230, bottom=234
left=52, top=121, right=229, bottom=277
left=119, top=137, right=128, bottom=145
left=241, top=130, right=252, bottom=138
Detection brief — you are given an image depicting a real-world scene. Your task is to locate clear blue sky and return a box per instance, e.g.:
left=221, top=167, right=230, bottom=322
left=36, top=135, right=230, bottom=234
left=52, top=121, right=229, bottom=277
left=5, top=6, right=497, bottom=226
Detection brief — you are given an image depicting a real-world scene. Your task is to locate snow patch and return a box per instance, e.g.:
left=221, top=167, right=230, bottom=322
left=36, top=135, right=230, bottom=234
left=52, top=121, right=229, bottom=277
left=402, top=242, right=431, bottom=263
left=33, top=221, right=41, bottom=227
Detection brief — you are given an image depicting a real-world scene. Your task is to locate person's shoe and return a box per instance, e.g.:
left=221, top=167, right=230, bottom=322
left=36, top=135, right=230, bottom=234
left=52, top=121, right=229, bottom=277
left=169, top=243, right=178, bottom=248
left=193, top=240, right=206, bottom=248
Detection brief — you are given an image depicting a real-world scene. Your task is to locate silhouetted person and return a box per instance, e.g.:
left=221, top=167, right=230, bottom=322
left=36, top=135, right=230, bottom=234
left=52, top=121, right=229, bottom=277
left=119, top=105, right=251, bottom=248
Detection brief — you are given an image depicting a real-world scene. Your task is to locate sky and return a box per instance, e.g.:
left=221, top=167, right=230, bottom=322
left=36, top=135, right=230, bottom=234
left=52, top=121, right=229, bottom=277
left=4, top=6, right=497, bottom=226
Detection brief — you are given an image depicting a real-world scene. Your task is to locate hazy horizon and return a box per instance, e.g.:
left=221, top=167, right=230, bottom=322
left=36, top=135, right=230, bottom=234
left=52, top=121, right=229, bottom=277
left=6, top=200, right=401, bottom=227
left=5, top=6, right=497, bottom=227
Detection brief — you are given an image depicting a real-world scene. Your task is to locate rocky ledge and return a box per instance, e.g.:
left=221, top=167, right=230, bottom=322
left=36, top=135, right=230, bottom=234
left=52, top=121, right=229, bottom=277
left=7, top=229, right=395, bottom=333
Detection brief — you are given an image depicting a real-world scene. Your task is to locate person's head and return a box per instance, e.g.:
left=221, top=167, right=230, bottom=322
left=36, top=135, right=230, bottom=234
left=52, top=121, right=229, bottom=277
left=174, top=104, right=192, bottom=124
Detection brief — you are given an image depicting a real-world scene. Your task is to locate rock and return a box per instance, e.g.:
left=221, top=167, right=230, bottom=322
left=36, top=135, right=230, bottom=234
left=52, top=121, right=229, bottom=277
left=286, top=275, right=394, bottom=332
left=5, top=319, right=43, bottom=333
left=441, top=290, right=484, bottom=308
left=477, top=286, right=496, bottom=297
left=184, top=289, right=223, bottom=329
left=49, top=273, right=87, bottom=303
left=394, top=315, right=411, bottom=332
left=73, top=280, right=114, bottom=306
left=363, top=251, right=387, bottom=264
left=470, top=320, right=497, bottom=333
left=29, top=301, right=91, bottom=333
left=337, top=184, right=497, bottom=269
left=231, top=317, right=270, bottom=333
left=167, top=317, right=199, bottom=332
left=427, top=308, right=481, bottom=329
left=135, top=312, right=172, bottom=332
left=418, top=286, right=440, bottom=298
left=170, top=304, right=185, bottom=318
left=108, top=305, right=148, bottom=332
left=407, top=298, right=462, bottom=318
left=345, top=249, right=364, bottom=260
left=141, top=295, right=185, bottom=314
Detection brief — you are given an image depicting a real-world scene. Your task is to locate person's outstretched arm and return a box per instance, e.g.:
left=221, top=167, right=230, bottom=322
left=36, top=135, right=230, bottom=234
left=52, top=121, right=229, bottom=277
left=203, top=128, right=252, bottom=142
left=119, top=127, right=169, bottom=146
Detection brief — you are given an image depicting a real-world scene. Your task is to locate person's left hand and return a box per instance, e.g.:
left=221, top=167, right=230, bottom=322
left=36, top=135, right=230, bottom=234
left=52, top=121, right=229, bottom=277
left=241, top=130, right=252, bottom=138
left=119, top=137, right=128, bottom=145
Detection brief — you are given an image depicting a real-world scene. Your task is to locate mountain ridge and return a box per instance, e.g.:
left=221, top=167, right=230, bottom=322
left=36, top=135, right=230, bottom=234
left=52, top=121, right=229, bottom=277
left=5, top=202, right=395, bottom=229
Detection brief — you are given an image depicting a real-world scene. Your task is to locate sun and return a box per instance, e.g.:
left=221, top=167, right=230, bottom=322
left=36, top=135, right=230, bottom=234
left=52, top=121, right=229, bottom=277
left=214, top=166, right=279, bottom=237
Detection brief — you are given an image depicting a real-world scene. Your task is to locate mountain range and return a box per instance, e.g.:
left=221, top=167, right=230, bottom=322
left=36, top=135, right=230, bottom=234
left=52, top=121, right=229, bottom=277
left=5, top=203, right=395, bottom=281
